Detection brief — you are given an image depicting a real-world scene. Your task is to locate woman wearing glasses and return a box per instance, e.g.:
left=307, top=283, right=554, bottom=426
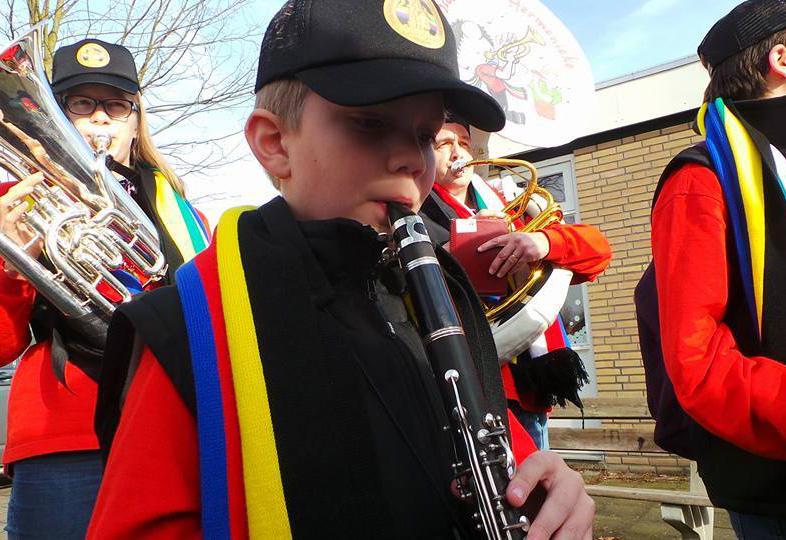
left=0, top=40, right=209, bottom=539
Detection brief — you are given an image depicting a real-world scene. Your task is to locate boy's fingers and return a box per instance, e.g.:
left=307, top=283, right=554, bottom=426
left=523, top=485, right=581, bottom=540
left=551, top=493, right=595, bottom=540
left=506, top=451, right=555, bottom=505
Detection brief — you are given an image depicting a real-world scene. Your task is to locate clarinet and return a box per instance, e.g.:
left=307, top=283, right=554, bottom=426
left=388, top=203, right=530, bottom=539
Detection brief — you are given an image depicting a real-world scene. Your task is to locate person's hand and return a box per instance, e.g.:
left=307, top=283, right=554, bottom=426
left=507, top=451, right=594, bottom=540
left=478, top=231, right=550, bottom=277
left=0, top=172, right=44, bottom=280
left=476, top=209, right=508, bottom=219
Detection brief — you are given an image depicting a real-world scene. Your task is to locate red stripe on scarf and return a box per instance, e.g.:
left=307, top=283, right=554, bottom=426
left=194, top=243, right=249, bottom=539
left=432, top=183, right=474, bottom=218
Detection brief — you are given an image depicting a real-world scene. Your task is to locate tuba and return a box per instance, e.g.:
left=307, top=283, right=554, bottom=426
left=451, top=158, right=572, bottom=361
left=0, top=26, right=166, bottom=329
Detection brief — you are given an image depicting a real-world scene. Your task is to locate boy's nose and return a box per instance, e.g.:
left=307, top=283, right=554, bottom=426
left=389, top=134, right=426, bottom=177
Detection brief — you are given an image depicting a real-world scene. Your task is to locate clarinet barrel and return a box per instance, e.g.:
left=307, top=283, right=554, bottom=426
left=388, top=203, right=530, bottom=539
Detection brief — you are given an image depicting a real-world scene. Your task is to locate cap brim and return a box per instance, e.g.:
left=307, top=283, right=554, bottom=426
left=296, top=58, right=505, bottom=133
left=51, top=73, right=139, bottom=95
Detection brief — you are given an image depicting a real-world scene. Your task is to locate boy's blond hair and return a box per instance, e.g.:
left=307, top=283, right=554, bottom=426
left=254, top=79, right=310, bottom=189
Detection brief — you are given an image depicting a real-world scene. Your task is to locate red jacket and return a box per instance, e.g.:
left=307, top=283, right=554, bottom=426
left=87, top=346, right=538, bottom=538
left=652, top=163, right=786, bottom=460
left=502, top=222, right=612, bottom=412
left=0, top=260, right=105, bottom=465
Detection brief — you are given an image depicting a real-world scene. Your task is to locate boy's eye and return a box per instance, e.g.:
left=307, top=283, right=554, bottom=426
left=353, top=117, right=386, bottom=131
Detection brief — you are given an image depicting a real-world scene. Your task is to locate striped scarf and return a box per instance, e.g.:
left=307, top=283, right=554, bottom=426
left=698, top=98, right=786, bottom=340
left=148, top=169, right=209, bottom=265
left=174, top=205, right=394, bottom=538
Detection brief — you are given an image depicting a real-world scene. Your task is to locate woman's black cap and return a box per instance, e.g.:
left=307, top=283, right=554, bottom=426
left=698, top=0, right=786, bottom=69
left=254, top=0, right=505, bottom=133
left=51, top=39, right=140, bottom=95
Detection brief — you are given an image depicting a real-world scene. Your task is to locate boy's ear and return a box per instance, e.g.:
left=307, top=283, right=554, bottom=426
left=245, top=109, right=291, bottom=180
left=768, top=43, right=786, bottom=80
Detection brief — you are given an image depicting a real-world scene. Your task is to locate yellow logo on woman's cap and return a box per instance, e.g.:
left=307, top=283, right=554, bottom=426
left=76, top=43, right=110, bottom=68
left=383, top=0, right=446, bottom=49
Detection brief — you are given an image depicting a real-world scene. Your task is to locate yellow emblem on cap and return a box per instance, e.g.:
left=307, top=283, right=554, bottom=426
left=383, top=0, right=446, bottom=49
left=76, top=43, right=110, bottom=68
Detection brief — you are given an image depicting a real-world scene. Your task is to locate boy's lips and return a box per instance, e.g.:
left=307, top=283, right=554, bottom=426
left=374, top=198, right=415, bottom=211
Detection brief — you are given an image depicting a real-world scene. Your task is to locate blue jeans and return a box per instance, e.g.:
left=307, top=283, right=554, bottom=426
left=516, top=410, right=549, bottom=450
left=6, top=451, right=103, bottom=540
left=730, top=511, right=786, bottom=539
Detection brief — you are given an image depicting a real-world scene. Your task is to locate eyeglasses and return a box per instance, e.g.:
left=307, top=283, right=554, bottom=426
left=62, top=95, right=139, bottom=119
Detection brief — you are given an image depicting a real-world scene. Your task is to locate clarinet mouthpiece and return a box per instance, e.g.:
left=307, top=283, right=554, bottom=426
left=387, top=201, right=412, bottom=225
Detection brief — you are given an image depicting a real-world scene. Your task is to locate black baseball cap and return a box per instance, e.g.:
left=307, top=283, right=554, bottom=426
left=445, top=110, right=472, bottom=133
left=51, top=39, right=140, bottom=94
left=255, top=0, right=505, bottom=132
left=698, top=0, right=786, bottom=69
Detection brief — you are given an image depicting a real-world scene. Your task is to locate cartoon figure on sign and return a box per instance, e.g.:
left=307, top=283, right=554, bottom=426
left=529, top=76, right=563, bottom=120
left=453, top=20, right=546, bottom=126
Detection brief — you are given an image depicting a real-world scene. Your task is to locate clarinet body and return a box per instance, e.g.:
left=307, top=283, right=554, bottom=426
left=388, top=203, right=530, bottom=539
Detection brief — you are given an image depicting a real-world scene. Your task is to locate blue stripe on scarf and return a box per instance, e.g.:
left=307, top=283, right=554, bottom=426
left=176, top=261, right=230, bottom=539
left=186, top=200, right=209, bottom=239
left=704, top=103, right=758, bottom=333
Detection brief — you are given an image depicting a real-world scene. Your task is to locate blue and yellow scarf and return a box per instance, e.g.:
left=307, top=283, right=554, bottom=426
left=698, top=98, right=786, bottom=341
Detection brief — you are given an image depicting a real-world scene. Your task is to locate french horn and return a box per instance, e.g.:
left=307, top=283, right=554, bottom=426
left=451, top=157, right=572, bottom=361
left=0, top=25, right=166, bottom=329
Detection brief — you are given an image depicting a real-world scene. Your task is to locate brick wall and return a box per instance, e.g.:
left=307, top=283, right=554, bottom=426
left=567, top=122, right=704, bottom=475
left=576, top=122, right=704, bottom=398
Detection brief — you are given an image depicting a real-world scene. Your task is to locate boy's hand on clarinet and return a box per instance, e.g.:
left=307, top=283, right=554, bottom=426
left=507, top=451, right=594, bottom=540
left=478, top=231, right=550, bottom=278
left=0, top=172, right=44, bottom=280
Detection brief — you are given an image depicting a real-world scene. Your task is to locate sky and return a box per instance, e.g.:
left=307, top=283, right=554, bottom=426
left=543, top=0, right=740, bottom=83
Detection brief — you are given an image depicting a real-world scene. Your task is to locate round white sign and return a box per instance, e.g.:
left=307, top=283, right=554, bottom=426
left=436, top=0, right=595, bottom=152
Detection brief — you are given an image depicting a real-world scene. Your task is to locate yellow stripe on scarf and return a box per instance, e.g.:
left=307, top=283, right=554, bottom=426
left=216, top=207, right=292, bottom=539
left=721, top=104, right=766, bottom=332
left=154, top=172, right=197, bottom=261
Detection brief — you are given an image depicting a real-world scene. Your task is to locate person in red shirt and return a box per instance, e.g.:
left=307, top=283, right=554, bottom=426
left=420, top=115, right=611, bottom=449
left=0, top=40, right=208, bottom=539
left=648, top=0, right=786, bottom=534
left=88, top=2, right=595, bottom=538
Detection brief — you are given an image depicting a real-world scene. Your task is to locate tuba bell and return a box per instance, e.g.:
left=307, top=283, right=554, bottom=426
left=0, top=25, right=167, bottom=328
left=451, top=157, right=572, bottom=361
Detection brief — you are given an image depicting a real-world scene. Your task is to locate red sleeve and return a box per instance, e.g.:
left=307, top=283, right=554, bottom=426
left=87, top=347, right=201, bottom=539
left=508, top=408, right=537, bottom=462
left=652, top=163, right=786, bottom=460
left=541, top=222, right=611, bottom=284
left=0, top=258, right=35, bottom=365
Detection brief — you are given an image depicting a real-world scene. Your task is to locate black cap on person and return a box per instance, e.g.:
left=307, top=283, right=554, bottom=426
left=698, top=0, right=786, bottom=69
left=51, top=39, right=140, bottom=94
left=254, top=0, right=505, bottom=132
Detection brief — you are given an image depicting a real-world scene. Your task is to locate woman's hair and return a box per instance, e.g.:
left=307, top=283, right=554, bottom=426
left=704, top=29, right=786, bottom=102
left=254, top=79, right=310, bottom=189
left=132, top=95, right=185, bottom=197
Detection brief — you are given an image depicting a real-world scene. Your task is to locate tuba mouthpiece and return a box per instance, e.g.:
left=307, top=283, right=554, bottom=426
left=91, top=133, right=112, bottom=154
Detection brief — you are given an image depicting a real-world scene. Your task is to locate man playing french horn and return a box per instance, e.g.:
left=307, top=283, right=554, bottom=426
left=421, top=113, right=611, bottom=449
